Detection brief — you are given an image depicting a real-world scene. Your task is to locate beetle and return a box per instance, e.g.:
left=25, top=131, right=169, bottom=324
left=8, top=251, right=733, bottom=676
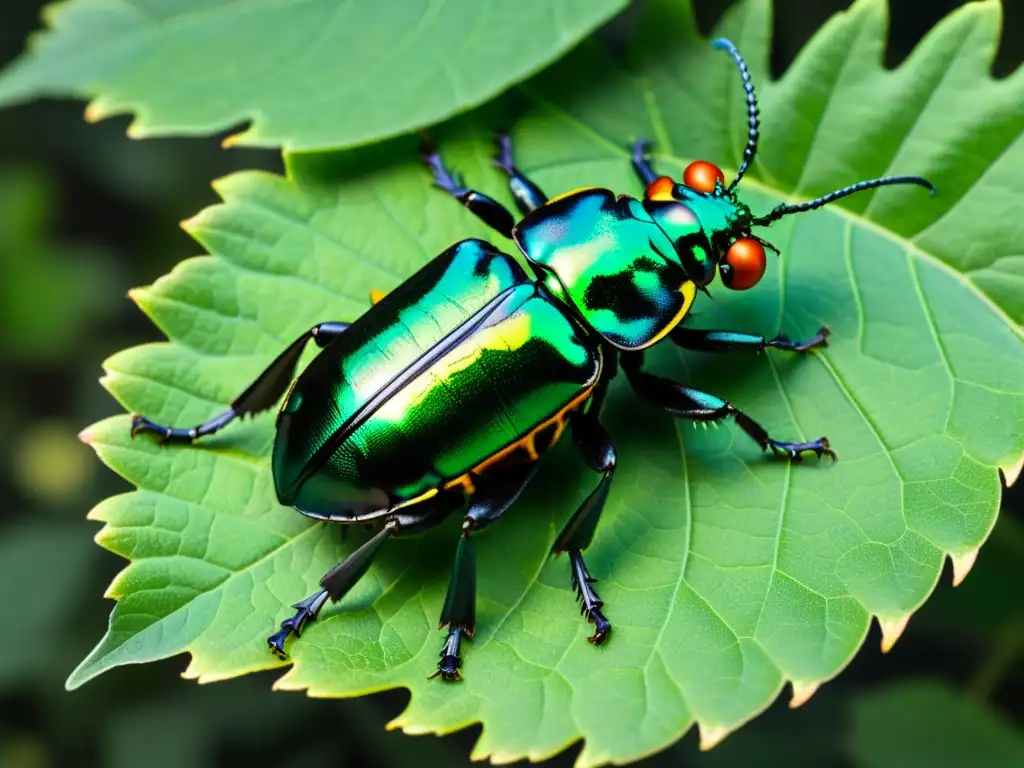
left=130, top=39, right=934, bottom=681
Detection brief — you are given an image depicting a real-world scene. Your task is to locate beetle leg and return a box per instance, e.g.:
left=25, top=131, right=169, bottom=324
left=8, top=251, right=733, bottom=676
left=430, top=461, right=539, bottom=681
left=419, top=133, right=516, bottom=238
left=432, top=532, right=475, bottom=682
left=631, top=138, right=659, bottom=186
left=266, top=589, right=329, bottom=658
left=670, top=325, right=830, bottom=354
left=621, top=351, right=836, bottom=462
left=130, top=321, right=349, bottom=445
left=268, top=519, right=397, bottom=659
left=551, top=411, right=617, bottom=644
left=492, top=131, right=548, bottom=214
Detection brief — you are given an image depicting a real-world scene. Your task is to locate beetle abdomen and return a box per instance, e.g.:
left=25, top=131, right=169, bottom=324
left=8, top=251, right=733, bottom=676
left=271, top=239, right=600, bottom=521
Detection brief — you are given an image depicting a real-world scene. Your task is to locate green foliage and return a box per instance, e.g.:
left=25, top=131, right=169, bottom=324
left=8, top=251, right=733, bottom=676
left=0, top=523, right=96, bottom=687
left=62, top=0, right=1024, bottom=764
left=0, top=0, right=626, bottom=151
left=0, top=166, right=114, bottom=362
left=846, top=680, right=1024, bottom=767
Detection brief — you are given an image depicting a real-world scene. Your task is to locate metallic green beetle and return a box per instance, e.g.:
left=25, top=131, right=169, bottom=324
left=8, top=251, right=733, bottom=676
left=131, top=39, right=934, bottom=680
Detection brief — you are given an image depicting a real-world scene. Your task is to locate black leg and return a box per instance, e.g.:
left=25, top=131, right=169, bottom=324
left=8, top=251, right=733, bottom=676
left=631, top=138, right=659, bottom=186
left=671, top=325, right=830, bottom=354
left=432, top=461, right=538, bottom=681
left=621, top=350, right=835, bottom=461
left=552, top=404, right=617, bottom=645
left=431, top=534, right=475, bottom=682
left=492, top=132, right=548, bottom=214
left=268, top=518, right=397, bottom=658
left=130, top=321, right=349, bottom=444
left=419, top=133, right=516, bottom=239
left=269, top=490, right=464, bottom=659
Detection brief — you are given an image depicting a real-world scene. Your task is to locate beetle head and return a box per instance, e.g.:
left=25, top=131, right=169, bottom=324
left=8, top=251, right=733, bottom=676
left=642, top=169, right=767, bottom=292
left=643, top=38, right=935, bottom=294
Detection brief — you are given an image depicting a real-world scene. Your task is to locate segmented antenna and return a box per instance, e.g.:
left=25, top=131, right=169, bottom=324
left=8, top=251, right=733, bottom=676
left=752, top=176, right=935, bottom=226
left=713, top=38, right=759, bottom=192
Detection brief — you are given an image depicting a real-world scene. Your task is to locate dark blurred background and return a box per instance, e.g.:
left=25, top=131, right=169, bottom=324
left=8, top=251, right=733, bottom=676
left=0, top=1, right=1021, bottom=766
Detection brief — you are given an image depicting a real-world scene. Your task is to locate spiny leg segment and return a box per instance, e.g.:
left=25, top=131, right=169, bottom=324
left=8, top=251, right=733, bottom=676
left=268, top=492, right=465, bottom=659
left=621, top=350, right=835, bottom=461
left=268, top=519, right=397, bottom=658
left=419, top=133, right=516, bottom=238
left=492, top=131, right=548, bottom=214
left=130, top=321, right=349, bottom=444
left=420, top=131, right=552, bottom=237
left=431, top=461, right=539, bottom=680
left=551, top=360, right=618, bottom=643
left=671, top=325, right=831, bottom=355
left=631, top=139, right=659, bottom=186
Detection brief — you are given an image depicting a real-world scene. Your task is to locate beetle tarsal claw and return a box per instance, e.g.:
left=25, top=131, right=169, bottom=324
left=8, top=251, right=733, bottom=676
left=267, top=629, right=292, bottom=659
left=430, top=626, right=466, bottom=682
left=767, top=436, right=836, bottom=462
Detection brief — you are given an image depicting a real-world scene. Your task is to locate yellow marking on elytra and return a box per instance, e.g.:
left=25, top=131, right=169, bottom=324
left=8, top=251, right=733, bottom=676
left=642, top=280, right=698, bottom=348
left=370, top=289, right=387, bottom=305
left=276, top=378, right=300, bottom=421
left=442, top=386, right=595, bottom=495
left=546, top=186, right=600, bottom=205
left=393, top=487, right=439, bottom=510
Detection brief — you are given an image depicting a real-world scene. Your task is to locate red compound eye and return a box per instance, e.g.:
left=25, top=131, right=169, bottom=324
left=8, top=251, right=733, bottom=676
left=721, top=238, right=766, bottom=290
left=683, top=161, right=725, bottom=193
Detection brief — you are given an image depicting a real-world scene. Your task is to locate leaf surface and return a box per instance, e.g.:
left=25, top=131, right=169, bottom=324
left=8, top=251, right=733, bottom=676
left=72, top=1, right=1024, bottom=764
left=0, top=0, right=626, bottom=151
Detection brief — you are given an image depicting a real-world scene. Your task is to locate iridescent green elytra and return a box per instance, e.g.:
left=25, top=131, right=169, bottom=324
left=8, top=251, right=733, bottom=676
left=130, top=39, right=934, bottom=681
left=273, top=240, right=600, bottom=518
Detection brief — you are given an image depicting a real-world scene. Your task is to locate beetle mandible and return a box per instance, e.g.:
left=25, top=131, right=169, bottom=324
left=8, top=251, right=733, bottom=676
left=130, top=39, right=934, bottom=681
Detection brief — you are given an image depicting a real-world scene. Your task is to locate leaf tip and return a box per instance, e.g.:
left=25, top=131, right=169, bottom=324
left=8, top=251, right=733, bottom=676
left=789, top=680, right=820, bottom=708
left=878, top=614, right=911, bottom=653
left=698, top=723, right=732, bottom=751
left=999, top=453, right=1023, bottom=488
left=83, top=101, right=103, bottom=124
left=950, top=549, right=979, bottom=587
left=386, top=706, right=427, bottom=735
left=65, top=655, right=102, bottom=691
left=78, top=424, right=97, bottom=445
left=64, top=671, right=85, bottom=692
left=127, top=287, right=153, bottom=312
left=269, top=665, right=307, bottom=693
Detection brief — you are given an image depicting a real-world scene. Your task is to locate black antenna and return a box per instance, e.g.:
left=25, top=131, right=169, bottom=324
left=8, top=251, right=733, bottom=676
left=713, top=38, right=759, bottom=192
left=752, top=176, right=935, bottom=226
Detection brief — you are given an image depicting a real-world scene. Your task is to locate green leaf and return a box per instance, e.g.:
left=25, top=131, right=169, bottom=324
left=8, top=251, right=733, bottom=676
left=71, top=0, right=1024, bottom=764
left=0, top=0, right=626, bottom=151
left=845, top=680, right=1024, bottom=768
